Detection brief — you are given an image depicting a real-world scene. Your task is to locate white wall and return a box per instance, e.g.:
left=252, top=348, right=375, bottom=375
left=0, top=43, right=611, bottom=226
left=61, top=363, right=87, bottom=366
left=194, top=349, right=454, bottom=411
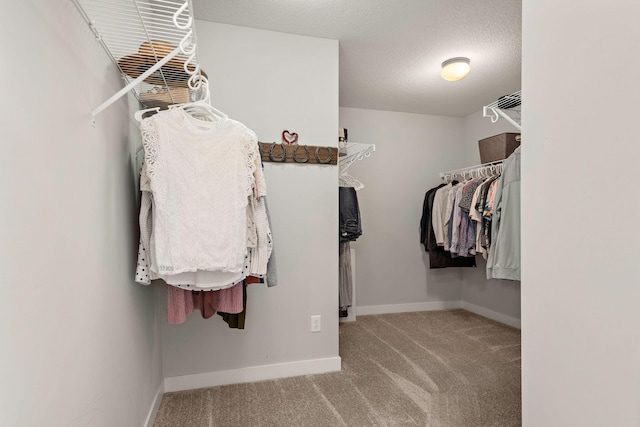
left=0, top=2, right=163, bottom=426
left=161, top=22, right=340, bottom=388
left=522, top=1, right=640, bottom=425
left=460, top=109, right=521, bottom=326
left=339, top=107, right=473, bottom=312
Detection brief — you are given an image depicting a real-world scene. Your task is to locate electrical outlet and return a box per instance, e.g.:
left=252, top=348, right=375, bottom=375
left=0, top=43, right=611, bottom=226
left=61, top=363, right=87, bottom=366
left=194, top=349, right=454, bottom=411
left=311, top=315, right=321, bottom=333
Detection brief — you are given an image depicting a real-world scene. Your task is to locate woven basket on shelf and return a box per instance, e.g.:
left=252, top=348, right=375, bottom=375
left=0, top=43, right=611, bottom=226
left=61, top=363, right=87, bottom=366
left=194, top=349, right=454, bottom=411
left=478, top=133, right=521, bottom=163
left=139, top=87, right=190, bottom=109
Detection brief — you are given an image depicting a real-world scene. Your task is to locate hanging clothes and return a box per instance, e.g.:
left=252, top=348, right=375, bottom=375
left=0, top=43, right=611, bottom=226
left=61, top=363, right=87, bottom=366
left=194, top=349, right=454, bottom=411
left=167, top=287, right=194, bottom=324
left=135, top=106, right=275, bottom=325
left=338, top=186, right=362, bottom=317
left=420, top=183, right=445, bottom=247
left=455, top=177, right=485, bottom=257
left=429, top=182, right=452, bottom=247
left=264, top=199, right=278, bottom=288
left=430, top=152, right=520, bottom=277
left=339, top=242, right=353, bottom=316
left=420, top=184, right=476, bottom=268
left=469, top=175, right=499, bottom=259
left=140, top=108, right=262, bottom=275
left=487, top=147, right=521, bottom=280
left=192, top=290, right=219, bottom=320
left=339, top=186, right=362, bottom=242
left=218, top=283, right=248, bottom=329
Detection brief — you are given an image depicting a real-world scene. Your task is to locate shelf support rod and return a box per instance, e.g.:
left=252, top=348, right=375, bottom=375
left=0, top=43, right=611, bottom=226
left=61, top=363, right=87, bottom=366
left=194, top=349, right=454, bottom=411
left=494, top=108, right=522, bottom=131
left=91, top=46, right=182, bottom=126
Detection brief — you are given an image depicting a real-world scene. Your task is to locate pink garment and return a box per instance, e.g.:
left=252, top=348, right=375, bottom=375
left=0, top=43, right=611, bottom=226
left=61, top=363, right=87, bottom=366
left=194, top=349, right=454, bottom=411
left=167, top=286, right=195, bottom=324
left=193, top=290, right=219, bottom=319
left=217, top=282, right=244, bottom=314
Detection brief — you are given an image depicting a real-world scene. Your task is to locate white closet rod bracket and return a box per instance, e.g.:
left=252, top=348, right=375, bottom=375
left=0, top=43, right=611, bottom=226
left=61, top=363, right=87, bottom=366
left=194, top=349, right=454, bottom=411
left=482, top=90, right=522, bottom=131
left=173, top=2, right=192, bottom=30
left=91, top=46, right=182, bottom=126
left=482, top=105, right=500, bottom=124
left=483, top=106, right=522, bottom=131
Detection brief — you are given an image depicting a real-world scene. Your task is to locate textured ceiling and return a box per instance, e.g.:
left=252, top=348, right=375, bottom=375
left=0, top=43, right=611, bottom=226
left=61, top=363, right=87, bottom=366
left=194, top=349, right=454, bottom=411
left=192, top=0, right=521, bottom=118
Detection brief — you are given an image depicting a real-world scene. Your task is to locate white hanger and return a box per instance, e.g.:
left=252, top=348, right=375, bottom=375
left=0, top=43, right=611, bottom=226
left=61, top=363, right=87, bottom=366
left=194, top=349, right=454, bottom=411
left=169, top=99, right=227, bottom=122
left=168, top=76, right=227, bottom=123
left=134, top=106, right=160, bottom=123
left=134, top=76, right=227, bottom=124
left=339, top=172, right=364, bottom=190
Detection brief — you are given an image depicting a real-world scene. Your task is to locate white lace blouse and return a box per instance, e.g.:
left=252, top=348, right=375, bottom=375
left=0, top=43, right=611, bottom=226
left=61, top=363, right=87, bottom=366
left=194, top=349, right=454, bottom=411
left=138, top=108, right=266, bottom=278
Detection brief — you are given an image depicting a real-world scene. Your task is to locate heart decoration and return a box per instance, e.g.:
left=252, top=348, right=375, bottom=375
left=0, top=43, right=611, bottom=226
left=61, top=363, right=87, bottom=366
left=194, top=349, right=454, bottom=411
left=282, top=130, right=299, bottom=145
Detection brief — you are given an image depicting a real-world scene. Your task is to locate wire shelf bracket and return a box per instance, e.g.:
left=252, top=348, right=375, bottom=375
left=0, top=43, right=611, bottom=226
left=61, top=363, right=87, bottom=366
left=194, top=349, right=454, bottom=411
left=71, top=0, right=204, bottom=126
left=483, top=90, right=521, bottom=131
left=339, top=143, right=376, bottom=176
left=338, top=142, right=375, bottom=190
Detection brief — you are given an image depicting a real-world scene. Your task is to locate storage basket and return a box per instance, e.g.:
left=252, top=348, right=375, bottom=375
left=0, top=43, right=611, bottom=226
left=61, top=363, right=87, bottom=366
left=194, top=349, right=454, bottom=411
left=478, top=132, right=521, bottom=163
left=139, top=87, right=190, bottom=109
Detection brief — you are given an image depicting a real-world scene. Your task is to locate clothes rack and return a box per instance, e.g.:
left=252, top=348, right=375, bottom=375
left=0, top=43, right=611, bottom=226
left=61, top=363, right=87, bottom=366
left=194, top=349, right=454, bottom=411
left=338, top=142, right=374, bottom=322
left=440, top=160, right=504, bottom=183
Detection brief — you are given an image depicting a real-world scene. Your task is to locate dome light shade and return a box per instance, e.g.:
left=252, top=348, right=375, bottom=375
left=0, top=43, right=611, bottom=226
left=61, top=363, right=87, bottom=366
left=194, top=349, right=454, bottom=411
left=441, top=57, right=471, bottom=81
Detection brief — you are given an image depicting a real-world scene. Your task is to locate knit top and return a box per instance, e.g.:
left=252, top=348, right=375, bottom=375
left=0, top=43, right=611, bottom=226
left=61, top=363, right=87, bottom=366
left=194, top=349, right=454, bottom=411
left=140, top=108, right=262, bottom=275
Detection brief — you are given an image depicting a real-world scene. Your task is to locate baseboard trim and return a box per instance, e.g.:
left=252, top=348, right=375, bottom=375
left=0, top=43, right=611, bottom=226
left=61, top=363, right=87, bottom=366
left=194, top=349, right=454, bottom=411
left=356, top=301, right=462, bottom=316
left=164, top=356, right=342, bottom=393
left=355, top=301, right=521, bottom=329
left=144, top=382, right=165, bottom=427
left=461, top=302, right=521, bottom=329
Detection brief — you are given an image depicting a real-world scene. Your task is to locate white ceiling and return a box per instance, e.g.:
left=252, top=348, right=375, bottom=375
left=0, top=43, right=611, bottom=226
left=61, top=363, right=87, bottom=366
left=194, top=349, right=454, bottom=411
left=192, top=0, right=522, bottom=118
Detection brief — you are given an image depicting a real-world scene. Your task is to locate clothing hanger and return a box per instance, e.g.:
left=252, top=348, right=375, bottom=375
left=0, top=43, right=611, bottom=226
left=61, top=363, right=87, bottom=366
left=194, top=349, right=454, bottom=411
left=339, top=172, right=364, bottom=190
left=168, top=77, right=227, bottom=123
left=169, top=100, right=227, bottom=122
left=134, top=107, right=160, bottom=123
left=133, top=99, right=226, bottom=124
left=133, top=75, right=227, bottom=123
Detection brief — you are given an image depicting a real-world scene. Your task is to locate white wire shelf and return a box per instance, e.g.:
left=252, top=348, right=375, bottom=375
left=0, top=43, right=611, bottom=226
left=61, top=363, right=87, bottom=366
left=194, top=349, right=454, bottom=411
left=72, top=0, right=205, bottom=124
left=483, top=90, right=521, bottom=131
left=338, top=142, right=375, bottom=190
left=339, top=143, right=376, bottom=176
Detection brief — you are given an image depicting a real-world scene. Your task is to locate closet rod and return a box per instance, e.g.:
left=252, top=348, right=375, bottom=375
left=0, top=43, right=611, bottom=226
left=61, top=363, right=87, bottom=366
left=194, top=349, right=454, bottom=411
left=440, top=160, right=503, bottom=179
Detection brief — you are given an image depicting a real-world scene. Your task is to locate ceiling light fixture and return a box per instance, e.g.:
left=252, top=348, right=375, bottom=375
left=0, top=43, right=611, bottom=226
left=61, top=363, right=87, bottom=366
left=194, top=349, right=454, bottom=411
left=440, top=57, right=471, bottom=82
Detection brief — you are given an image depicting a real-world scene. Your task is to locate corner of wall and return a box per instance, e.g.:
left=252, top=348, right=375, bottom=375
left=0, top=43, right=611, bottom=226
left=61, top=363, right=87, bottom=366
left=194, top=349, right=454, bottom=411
left=144, top=381, right=166, bottom=427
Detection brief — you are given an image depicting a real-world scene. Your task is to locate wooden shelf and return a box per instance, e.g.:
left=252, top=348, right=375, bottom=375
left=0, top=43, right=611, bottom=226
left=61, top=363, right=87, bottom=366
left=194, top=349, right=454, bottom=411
left=258, top=142, right=337, bottom=165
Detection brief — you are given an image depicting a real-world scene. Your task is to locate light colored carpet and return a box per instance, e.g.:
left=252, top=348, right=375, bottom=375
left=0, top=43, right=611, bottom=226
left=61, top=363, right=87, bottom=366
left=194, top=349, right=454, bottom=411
left=154, top=309, right=521, bottom=426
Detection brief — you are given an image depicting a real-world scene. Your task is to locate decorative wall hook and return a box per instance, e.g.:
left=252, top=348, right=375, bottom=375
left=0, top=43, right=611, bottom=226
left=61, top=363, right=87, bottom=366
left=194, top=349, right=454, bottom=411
left=292, top=144, right=310, bottom=163
left=268, top=142, right=287, bottom=162
left=315, top=146, right=333, bottom=164
left=258, top=142, right=337, bottom=165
